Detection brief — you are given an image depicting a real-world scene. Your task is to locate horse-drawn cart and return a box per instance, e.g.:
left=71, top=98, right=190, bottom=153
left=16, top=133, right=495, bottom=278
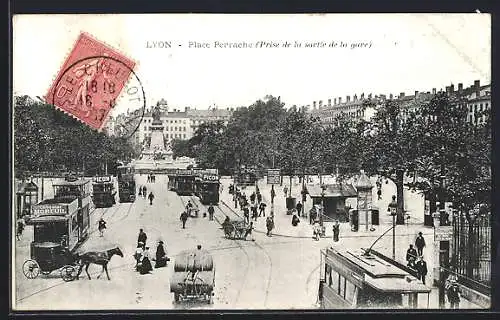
left=222, top=219, right=252, bottom=240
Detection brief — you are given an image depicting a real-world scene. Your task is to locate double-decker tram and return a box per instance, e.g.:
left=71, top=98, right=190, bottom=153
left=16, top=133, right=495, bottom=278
left=173, top=169, right=196, bottom=195
left=117, top=164, right=136, bottom=203
left=318, top=247, right=430, bottom=309
left=22, top=176, right=92, bottom=280
left=91, top=175, right=116, bottom=208
left=194, top=170, right=220, bottom=205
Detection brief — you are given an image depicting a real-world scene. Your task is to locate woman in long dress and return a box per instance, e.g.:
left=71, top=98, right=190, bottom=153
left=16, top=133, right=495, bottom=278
left=140, top=247, right=153, bottom=274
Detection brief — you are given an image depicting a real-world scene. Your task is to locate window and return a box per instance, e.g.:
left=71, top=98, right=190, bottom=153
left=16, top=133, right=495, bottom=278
left=480, top=104, right=483, bottom=111
left=184, top=127, right=186, bottom=131
left=469, top=115, right=473, bottom=122
left=170, top=120, right=173, bottom=123
left=475, top=105, right=478, bottom=112
left=345, top=280, right=356, bottom=303
left=175, top=120, right=177, bottom=123
left=469, top=105, right=473, bottom=112
left=339, top=275, right=346, bottom=297
left=183, top=120, right=186, bottom=124
left=183, top=134, right=186, bottom=138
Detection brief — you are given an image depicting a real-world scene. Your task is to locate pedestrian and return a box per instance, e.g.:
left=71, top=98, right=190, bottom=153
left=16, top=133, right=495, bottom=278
left=309, top=206, right=317, bottom=225
left=244, top=221, right=255, bottom=241
left=332, top=220, right=340, bottom=242
left=180, top=211, right=188, bottom=229
left=16, top=218, right=25, bottom=241
left=250, top=192, right=256, bottom=203
left=208, top=203, right=215, bottom=221
left=153, top=175, right=156, bottom=183
left=266, top=216, right=274, bottom=237
left=377, top=188, right=382, bottom=200
left=139, top=246, right=153, bottom=274
left=291, top=213, right=300, bottom=227
left=98, top=218, right=107, bottom=237
left=446, top=277, right=461, bottom=309
left=296, top=201, right=303, bottom=217
left=258, top=202, right=267, bottom=217
left=257, top=192, right=262, bottom=204
left=243, top=205, right=250, bottom=224
left=270, top=186, right=276, bottom=203
left=283, top=186, right=288, bottom=197
left=415, top=257, right=428, bottom=285
left=220, top=184, right=223, bottom=193
left=137, top=228, right=147, bottom=248
left=134, top=242, right=144, bottom=270
left=406, top=244, right=418, bottom=268
left=154, top=240, right=169, bottom=268
left=148, top=191, right=155, bottom=205
left=138, top=186, right=142, bottom=197
left=415, top=232, right=426, bottom=257
left=147, top=174, right=150, bottom=183
left=252, top=201, right=258, bottom=221
left=186, top=200, right=193, bottom=215
left=142, top=186, right=147, bottom=198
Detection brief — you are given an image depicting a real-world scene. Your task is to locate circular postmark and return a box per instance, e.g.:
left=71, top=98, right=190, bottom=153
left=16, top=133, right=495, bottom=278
left=50, top=55, right=146, bottom=140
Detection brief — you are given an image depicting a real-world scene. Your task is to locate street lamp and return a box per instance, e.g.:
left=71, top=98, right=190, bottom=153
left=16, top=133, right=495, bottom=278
left=320, top=185, right=326, bottom=236
left=388, top=195, right=398, bottom=260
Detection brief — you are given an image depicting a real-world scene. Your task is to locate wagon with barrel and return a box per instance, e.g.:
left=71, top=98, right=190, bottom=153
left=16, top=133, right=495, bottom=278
left=222, top=218, right=252, bottom=240
left=170, top=247, right=215, bottom=303
left=22, top=177, right=91, bottom=281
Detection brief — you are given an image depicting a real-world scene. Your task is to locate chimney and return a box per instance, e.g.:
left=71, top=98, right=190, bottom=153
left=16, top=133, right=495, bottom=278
left=338, top=97, right=342, bottom=103
left=319, top=100, right=323, bottom=108
left=328, top=99, right=331, bottom=107
left=474, top=80, right=480, bottom=89
left=361, top=93, right=364, bottom=100
left=450, top=84, right=454, bottom=93
left=432, top=88, right=436, bottom=94
left=458, top=83, right=463, bottom=93
left=400, top=92, right=405, bottom=98
left=389, top=94, right=393, bottom=100
left=346, top=95, right=350, bottom=102
left=414, top=91, right=419, bottom=97
left=313, top=101, right=316, bottom=109
left=354, top=94, right=358, bottom=101
left=368, top=93, right=372, bottom=99
left=334, top=98, right=337, bottom=105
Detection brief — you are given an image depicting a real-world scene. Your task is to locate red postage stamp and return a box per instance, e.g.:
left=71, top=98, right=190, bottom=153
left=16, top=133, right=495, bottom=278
left=45, top=32, right=136, bottom=130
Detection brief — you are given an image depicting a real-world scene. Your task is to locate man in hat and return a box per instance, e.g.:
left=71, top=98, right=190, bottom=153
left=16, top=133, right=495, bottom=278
left=155, top=240, right=169, bottom=268
left=332, top=220, right=340, bottom=242
left=446, top=276, right=461, bottom=309
left=415, top=256, right=428, bottom=285
left=266, top=216, right=274, bottom=237
left=148, top=191, right=155, bottom=205
left=406, top=244, right=418, bottom=268
left=415, top=232, right=426, bottom=257
left=137, top=228, right=147, bottom=248
left=98, top=218, right=107, bottom=237
left=180, top=210, right=188, bottom=229
left=208, top=203, right=215, bottom=221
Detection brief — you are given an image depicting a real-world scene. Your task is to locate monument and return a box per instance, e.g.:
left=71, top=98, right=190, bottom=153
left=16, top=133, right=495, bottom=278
left=141, top=104, right=173, bottom=161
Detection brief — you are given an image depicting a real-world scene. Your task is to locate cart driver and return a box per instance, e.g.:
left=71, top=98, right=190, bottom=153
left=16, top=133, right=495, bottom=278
left=222, top=216, right=230, bottom=227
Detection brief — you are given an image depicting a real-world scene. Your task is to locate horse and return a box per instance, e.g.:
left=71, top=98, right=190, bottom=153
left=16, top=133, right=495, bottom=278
left=75, top=246, right=124, bottom=280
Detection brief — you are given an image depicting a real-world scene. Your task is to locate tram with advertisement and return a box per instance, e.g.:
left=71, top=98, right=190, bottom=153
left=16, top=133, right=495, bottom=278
left=318, top=246, right=431, bottom=309
left=170, top=169, right=197, bottom=195
left=22, top=176, right=92, bottom=281
left=91, top=175, right=116, bottom=208
left=117, top=164, right=136, bottom=203
left=194, top=170, right=220, bottom=205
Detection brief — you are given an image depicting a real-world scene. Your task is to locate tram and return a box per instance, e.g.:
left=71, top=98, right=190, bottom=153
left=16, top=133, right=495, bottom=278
left=23, top=176, right=92, bottom=280
left=318, top=247, right=430, bottom=309
left=194, top=171, right=220, bottom=205
left=91, top=176, right=116, bottom=208
left=117, top=164, right=136, bottom=203
left=172, top=169, right=196, bottom=195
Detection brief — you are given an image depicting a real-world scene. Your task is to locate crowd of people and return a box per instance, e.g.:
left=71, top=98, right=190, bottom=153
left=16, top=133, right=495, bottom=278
left=134, top=228, right=169, bottom=275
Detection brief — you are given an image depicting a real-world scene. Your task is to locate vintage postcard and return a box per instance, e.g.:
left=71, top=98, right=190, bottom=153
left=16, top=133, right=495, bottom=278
left=12, top=14, right=491, bottom=311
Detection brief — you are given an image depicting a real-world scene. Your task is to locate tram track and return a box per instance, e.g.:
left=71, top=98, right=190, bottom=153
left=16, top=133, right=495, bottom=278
left=217, top=200, right=273, bottom=308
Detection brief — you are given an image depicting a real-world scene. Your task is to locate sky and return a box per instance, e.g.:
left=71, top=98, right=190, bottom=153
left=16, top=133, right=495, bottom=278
left=13, top=14, right=490, bottom=114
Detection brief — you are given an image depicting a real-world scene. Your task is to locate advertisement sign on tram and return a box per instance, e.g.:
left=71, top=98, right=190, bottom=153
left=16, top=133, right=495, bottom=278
left=92, top=176, right=112, bottom=183
left=31, top=199, right=78, bottom=217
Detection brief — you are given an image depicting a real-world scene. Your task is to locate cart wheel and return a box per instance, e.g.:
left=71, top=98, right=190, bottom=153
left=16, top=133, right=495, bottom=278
left=61, top=265, right=77, bottom=282
left=22, top=260, right=40, bottom=279
left=41, top=270, right=52, bottom=275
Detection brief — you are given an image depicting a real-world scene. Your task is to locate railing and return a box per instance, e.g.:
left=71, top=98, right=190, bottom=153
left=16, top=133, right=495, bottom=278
left=451, top=211, right=491, bottom=296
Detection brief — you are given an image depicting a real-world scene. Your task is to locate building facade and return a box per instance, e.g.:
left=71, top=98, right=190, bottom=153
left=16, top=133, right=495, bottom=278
left=309, top=80, right=491, bottom=126
left=106, top=99, right=234, bottom=146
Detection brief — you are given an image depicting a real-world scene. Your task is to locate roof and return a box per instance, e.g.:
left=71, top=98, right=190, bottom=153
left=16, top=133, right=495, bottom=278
left=16, top=181, right=38, bottom=194
left=30, top=215, right=68, bottom=223
left=356, top=171, right=372, bottom=189
left=53, top=179, right=90, bottom=186
left=187, top=109, right=232, bottom=118
left=32, top=242, right=61, bottom=248
left=364, top=273, right=430, bottom=293
left=308, top=183, right=357, bottom=198
left=38, top=197, right=76, bottom=204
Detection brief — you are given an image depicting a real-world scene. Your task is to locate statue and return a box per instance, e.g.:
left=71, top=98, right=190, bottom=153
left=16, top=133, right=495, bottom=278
left=152, top=105, right=162, bottom=122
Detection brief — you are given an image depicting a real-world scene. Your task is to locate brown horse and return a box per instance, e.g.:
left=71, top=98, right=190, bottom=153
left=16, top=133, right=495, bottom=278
left=76, top=247, right=124, bottom=280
